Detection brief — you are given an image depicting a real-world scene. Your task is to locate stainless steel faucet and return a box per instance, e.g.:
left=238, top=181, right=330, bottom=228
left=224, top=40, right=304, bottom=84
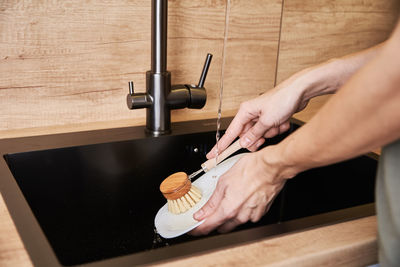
left=126, top=0, right=213, bottom=136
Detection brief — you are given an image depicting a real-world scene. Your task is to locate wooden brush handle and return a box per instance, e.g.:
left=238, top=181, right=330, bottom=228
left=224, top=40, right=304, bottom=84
left=201, top=139, right=242, bottom=172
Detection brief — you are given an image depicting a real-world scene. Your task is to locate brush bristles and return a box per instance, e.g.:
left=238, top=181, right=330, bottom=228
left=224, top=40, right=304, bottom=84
left=167, top=185, right=202, bottom=214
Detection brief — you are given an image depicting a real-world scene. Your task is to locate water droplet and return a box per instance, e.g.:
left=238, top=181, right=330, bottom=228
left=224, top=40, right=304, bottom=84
left=151, top=227, right=170, bottom=249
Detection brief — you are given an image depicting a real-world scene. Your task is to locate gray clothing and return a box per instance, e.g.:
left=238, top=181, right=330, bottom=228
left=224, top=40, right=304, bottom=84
left=376, top=139, right=400, bottom=267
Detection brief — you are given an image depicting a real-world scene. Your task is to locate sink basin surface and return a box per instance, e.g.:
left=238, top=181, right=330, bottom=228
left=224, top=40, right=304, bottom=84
left=1, top=120, right=377, bottom=266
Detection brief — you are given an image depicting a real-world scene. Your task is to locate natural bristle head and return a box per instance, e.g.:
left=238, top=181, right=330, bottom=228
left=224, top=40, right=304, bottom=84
left=160, top=172, right=191, bottom=200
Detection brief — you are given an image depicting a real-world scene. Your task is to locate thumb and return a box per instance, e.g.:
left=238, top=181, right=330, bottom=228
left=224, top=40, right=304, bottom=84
left=193, top=181, right=226, bottom=221
left=240, top=120, right=271, bottom=148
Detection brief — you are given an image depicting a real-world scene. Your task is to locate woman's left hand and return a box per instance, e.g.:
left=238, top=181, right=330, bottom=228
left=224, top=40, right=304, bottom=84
left=190, top=147, right=290, bottom=235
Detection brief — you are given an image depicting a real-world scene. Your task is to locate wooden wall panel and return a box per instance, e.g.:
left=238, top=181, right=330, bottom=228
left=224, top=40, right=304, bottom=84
left=0, top=0, right=227, bottom=131
left=277, top=0, right=399, bottom=123
left=172, top=0, right=283, bottom=120
left=0, top=0, right=283, bottom=133
left=2, top=0, right=398, bottom=134
left=222, top=0, right=282, bottom=113
left=277, top=0, right=400, bottom=83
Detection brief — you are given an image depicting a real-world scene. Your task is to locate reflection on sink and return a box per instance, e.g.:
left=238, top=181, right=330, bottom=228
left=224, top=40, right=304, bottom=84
left=2, top=121, right=377, bottom=266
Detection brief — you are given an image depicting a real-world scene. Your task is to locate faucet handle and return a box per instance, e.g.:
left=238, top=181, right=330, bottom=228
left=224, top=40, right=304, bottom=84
left=126, top=81, right=152, bottom=109
left=129, top=81, right=134, bottom=95
left=197, top=53, right=213, bottom=88
left=182, top=53, right=212, bottom=109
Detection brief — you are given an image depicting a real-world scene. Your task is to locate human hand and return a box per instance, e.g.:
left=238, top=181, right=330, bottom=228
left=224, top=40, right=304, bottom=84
left=207, top=71, right=311, bottom=158
left=190, top=148, right=290, bottom=235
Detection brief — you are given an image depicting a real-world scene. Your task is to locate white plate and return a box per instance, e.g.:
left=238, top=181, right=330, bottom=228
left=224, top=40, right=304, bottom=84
left=154, top=153, right=246, bottom=239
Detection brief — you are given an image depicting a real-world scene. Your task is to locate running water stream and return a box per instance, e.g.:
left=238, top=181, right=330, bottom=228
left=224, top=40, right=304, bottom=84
left=214, top=0, right=231, bottom=178
left=153, top=0, right=232, bottom=245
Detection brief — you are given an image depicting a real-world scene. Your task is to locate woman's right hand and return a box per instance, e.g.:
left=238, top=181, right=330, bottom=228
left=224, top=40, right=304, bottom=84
left=207, top=70, right=311, bottom=158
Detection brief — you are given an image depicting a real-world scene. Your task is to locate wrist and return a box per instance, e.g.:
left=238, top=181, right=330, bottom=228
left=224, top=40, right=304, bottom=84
left=294, top=59, right=344, bottom=101
left=257, top=145, right=301, bottom=182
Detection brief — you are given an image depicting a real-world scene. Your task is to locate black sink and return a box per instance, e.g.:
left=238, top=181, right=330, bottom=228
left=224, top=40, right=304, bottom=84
left=0, top=118, right=378, bottom=266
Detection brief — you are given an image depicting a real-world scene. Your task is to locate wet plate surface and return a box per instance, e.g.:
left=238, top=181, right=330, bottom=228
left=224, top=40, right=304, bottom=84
left=155, top=154, right=245, bottom=239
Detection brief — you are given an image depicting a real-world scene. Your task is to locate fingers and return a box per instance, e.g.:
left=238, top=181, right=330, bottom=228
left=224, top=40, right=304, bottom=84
left=263, top=127, right=279, bottom=138
left=191, top=146, right=289, bottom=236
left=247, top=137, right=265, bottom=152
left=249, top=184, right=285, bottom=222
left=217, top=206, right=252, bottom=233
left=250, top=200, right=270, bottom=223
left=241, top=118, right=290, bottom=149
left=191, top=198, right=240, bottom=235
left=239, top=121, right=255, bottom=138
left=207, top=105, right=257, bottom=159
left=191, top=203, right=236, bottom=235
left=279, top=120, right=291, bottom=134
left=195, top=189, right=270, bottom=235
left=244, top=192, right=269, bottom=223
left=207, top=121, right=255, bottom=159
left=216, top=219, right=239, bottom=234
left=241, top=120, right=272, bottom=148
left=207, top=119, right=291, bottom=159
left=192, top=175, right=243, bottom=235
left=216, top=193, right=270, bottom=233
left=263, top=120, right=291, bottom=138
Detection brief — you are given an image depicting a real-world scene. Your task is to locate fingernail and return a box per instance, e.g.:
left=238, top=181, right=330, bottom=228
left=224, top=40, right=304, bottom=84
left=194, top=209, right=204, bottom=220
left=242, top=137, right=251, bottom=147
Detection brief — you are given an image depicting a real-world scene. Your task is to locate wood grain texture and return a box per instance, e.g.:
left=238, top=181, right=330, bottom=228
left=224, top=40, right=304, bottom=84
left=0, top=109, right=239, bottom=139
left=276, top=0, right=400, bottom=83
left=154, top=216, right=377, bottom=267
left=0, top=0, right=282, bottom=132
left=223, top=0, right=282, bottom=97
left=0, top=194, right=32, bottom=267
left=0, top=0, right=226, bottom=130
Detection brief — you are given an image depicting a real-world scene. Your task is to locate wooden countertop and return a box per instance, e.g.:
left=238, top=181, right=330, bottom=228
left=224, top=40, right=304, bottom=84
left=0, top=95, right=379, bottom=266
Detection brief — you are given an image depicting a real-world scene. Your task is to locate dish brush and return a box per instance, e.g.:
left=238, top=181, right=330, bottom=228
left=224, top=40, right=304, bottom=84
left=160, top=139, right=243, bottom=214
left=160, top=172, right=202, bottom=214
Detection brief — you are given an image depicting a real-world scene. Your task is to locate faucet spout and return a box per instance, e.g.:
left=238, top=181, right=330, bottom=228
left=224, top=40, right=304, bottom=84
left=151, top=0, right=167, bottom=74
left=126, top=0, right=213, bottom=136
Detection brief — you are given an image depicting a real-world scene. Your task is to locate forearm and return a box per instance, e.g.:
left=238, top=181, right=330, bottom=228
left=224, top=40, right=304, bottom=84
left=295, top=42, right=384, bottom=101
left=269, top=27, right=400, bottom=177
